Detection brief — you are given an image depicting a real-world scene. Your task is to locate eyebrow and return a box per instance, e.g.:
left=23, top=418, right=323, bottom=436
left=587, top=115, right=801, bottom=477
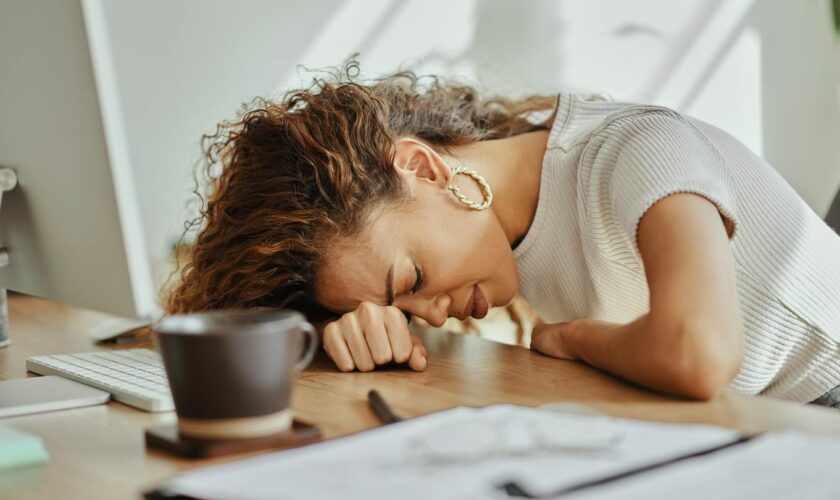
left=386, top=264, right=395, bottom=306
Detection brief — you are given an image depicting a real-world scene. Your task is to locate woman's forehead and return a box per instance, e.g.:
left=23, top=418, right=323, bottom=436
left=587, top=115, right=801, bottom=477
left=317, top=230, right=402, bottom=311
left=316, top=201, right=427, bottom=311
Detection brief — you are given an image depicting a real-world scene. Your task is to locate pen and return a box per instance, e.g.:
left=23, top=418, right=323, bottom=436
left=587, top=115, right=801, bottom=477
left=367, top=389, right=403, bottom=425
left=498, top=433, right=762, bottom=498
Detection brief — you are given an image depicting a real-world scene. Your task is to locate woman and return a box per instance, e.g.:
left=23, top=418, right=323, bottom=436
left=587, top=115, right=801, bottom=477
left=166, top=62, right=840, bottom=406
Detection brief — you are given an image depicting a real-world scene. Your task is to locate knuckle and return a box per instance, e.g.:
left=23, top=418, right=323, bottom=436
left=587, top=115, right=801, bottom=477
left=323, top=321, right=337, bottom=337
left=395, top=335, right=413, bottom=356
left=358, top=301, right=379, bottom=318
left=383, top=305, right=400, bottom=316
left=390, top=317, right=410, bottom=335
left=344, top=319, right=364, bottom=341
left=373, top=351, right=393, bottom=365
left=392, top=348, right=410, bottom=363
left=362, top=322, right=383, bottom=340
left=343, top=321, right=361, bottom=340
left=344, top=311, right=360, bottom=327
left=323, top=324, right=340, bottom=341
left=390, top=333, right=412, bottom=363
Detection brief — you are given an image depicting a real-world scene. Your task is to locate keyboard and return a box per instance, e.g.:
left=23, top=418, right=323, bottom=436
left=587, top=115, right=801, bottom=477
left=26, top=349, right=174, bottom=412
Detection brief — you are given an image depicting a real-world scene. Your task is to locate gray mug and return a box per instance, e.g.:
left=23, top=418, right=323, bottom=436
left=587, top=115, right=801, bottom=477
left=153, top=309, right=318, bottom=439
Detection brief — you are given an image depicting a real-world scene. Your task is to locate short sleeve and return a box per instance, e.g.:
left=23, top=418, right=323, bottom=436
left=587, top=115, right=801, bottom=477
left=580, top=107, right=739, bottom=251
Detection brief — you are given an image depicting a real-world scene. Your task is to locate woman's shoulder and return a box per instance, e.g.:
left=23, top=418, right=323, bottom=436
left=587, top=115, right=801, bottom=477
left=547, top=93, right=692, bottom=153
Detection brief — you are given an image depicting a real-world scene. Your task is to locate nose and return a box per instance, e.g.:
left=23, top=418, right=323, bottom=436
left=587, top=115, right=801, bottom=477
left=402, top=293, right=451, bottom=328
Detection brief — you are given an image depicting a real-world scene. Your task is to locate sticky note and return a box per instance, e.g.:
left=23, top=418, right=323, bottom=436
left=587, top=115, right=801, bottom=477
left=0, top=425, right=49, bottom=470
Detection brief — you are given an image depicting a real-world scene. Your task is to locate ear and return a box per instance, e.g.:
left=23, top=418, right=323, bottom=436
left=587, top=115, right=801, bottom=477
left=391, top=138, right=453, bottom=188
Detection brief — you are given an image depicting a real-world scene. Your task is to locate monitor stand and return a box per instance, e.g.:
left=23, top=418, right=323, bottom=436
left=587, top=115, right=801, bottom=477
left=0, top=167, right=17, bottom=347
left=0, top=288, right=9, bottom=348
left=89, top=316, right=151, bottom=344
left=0, top=166, right=20, bottom=348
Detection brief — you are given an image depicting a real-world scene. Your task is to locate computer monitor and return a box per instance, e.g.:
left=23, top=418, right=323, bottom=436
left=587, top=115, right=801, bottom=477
left=0, top=1, right=158, bottom=328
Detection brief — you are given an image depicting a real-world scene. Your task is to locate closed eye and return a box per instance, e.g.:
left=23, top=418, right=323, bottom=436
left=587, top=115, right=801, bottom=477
left=411, top=264, right=424, bottom=294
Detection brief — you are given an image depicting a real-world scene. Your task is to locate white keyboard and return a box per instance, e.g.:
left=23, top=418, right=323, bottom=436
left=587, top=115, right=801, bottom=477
left=26, top=349, right=174, bottom=412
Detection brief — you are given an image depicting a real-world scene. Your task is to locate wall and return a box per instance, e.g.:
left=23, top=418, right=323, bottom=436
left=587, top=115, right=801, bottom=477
left=100, top=0, right=840, bottom=282
left=98, top=0, right=341, bottom=273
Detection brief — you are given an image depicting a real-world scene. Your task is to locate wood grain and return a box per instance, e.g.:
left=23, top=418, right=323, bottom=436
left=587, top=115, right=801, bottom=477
left=1, top=293, right=840, bottom=499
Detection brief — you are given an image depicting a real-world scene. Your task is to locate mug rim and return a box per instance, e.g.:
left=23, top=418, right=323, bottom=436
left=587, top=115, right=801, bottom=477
left=153, top=309, right=307, bottom=336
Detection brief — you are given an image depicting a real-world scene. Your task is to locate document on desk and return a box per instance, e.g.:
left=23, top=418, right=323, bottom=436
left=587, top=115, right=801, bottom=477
left=152, top=405, right=840, bottom=500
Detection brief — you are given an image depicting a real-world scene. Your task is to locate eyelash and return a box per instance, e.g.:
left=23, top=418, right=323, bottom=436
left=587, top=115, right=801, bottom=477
left=410, top=264, right=423, bottom=295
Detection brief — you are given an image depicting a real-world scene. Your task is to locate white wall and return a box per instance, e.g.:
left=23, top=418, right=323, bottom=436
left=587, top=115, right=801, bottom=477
left=653, top=0, right=840, bottom=217
left=321, top=0, right=840, bottom=217
left=102, top=0, right=840, bottom=276
left=98, top=0, right=340, bottom=273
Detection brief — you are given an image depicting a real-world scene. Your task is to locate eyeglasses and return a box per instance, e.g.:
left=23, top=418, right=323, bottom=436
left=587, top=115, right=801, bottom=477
left=403, top=403, right=623, bottom=464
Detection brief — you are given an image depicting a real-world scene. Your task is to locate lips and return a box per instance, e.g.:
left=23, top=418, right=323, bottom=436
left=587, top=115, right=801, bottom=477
left=469, top=284, right=489, bottom=319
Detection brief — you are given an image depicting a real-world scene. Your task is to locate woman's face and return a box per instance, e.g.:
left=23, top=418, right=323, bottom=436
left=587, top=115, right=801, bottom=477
left=314, top=139, right=520, bottom=326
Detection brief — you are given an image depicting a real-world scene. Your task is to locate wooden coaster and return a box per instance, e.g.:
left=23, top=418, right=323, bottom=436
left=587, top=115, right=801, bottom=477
left=145, top=419, right=322, bottom=459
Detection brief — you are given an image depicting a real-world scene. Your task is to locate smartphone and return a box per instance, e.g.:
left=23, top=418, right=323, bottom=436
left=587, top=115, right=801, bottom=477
left=0, top=376, right=109, bottom=418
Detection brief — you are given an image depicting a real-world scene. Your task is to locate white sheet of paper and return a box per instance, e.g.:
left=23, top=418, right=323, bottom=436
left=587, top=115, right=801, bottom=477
left=565, top=431, right=840, bottom=500
left=156, top=405, right=765, bottom=500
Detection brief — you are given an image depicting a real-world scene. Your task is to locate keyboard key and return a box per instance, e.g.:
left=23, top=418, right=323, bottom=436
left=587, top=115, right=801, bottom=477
left=26, top=349, right=174, bottom=412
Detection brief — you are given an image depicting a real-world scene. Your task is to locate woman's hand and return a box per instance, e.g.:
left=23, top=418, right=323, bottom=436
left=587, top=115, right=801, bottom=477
left=530, top=318, right=626, bottom=359
left=530, top=321, right=579, bottom=361
left=531, top=319, right=619, bottom=361
left=321, top=301, right=428, bottom=372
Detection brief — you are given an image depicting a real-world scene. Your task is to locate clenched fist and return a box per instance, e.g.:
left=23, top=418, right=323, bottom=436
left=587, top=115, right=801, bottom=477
left=321, top=301, right=427, bottom=372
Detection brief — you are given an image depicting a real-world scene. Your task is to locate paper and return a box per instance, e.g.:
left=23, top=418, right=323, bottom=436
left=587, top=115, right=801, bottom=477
left=564, top=432, right=840, bottom=500
left=156, top=405, right=753, bottom=500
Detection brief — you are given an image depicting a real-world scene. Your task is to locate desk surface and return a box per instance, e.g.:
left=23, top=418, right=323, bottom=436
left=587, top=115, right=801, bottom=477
left=2, top=294, right=840, bottom=499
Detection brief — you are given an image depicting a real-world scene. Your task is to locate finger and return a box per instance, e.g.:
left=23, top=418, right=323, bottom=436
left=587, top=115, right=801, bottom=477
left=384, top=307, right=412, bottom=363
left=323, top=323, right=354, bottom=372
left=343, top=315, right=375, bottom=372
left=364, top=320, right=393, bottom=365
left=530, top=323, right=567, bottom=356
left=410, top=334, right=427, bottom=354
left=408, top=334, right=427, bottom=371
left=530, top=322, right=554, bottom=352
left=358, top=302, right=392, bottom=365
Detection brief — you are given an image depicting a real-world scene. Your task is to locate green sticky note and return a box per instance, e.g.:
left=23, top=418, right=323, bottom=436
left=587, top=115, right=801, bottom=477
left=0, top=425, right=49, bottom=470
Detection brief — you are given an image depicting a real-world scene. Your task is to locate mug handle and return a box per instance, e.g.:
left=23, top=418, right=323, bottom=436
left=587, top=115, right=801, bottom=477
left=295, top=321, right=319, bottom=372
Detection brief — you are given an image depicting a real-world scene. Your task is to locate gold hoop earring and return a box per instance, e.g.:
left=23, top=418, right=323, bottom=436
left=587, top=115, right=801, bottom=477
left=447, top=166, right=493, bottom=211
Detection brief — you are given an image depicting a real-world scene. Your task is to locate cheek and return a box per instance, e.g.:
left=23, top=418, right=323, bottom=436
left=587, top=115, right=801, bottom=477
left=485, top=241, right=519, bottom=305
left=460, top=215, right=520, bottom=301
left=415, top=203, right=518, bottom=301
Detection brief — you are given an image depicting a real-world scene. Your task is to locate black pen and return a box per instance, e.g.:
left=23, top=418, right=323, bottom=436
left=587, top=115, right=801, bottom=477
left=498, top=433, right=762, bottom=498
left=367, top=389, right=403, bottom=425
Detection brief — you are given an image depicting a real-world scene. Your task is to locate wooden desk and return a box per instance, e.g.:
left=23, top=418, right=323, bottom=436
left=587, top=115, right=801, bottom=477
left=2, top=294, right=840, bottom=499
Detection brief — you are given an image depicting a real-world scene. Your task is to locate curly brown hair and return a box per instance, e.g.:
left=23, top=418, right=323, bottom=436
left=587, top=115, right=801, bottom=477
left=164, top=61, right=556, bottom=324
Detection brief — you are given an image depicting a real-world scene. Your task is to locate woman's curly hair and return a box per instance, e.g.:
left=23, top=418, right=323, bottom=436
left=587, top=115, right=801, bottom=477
left=164, top=60, right=556, bottom=324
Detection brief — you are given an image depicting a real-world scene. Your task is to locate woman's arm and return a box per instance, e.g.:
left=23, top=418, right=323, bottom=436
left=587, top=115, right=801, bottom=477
left=531, top=193, right=745, bottom=400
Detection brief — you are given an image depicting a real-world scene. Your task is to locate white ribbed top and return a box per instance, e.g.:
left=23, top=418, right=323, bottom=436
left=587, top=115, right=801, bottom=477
left=515, top=93, right=840, bottom=403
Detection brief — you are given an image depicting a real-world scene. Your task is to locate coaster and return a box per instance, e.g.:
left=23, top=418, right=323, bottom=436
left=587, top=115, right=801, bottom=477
left=145, top=419, right=322, bottom=459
